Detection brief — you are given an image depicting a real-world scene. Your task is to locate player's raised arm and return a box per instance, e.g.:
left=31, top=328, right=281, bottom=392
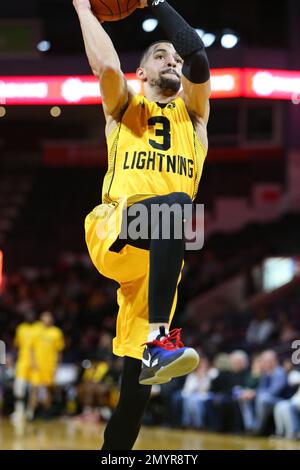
left=146, top=0, right=211, bottom=126
left=73, top=0, right=129, bottom=121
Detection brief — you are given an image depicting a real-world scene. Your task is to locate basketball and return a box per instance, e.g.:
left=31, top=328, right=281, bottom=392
left=90, top=0, right=141, bottom=22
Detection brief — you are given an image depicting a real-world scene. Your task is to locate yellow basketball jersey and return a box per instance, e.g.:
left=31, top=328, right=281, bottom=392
left=102, top=94, right=207, bottom=206
left=32, top=325, right=64, bottom=369
left=14, top=321, right=42, bottom=365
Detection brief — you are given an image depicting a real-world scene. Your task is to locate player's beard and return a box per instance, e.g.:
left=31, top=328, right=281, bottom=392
left=156, top=74, right=181, bottom=94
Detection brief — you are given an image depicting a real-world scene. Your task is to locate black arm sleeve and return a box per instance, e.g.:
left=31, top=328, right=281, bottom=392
left=148, top=0, right=210, bottom=84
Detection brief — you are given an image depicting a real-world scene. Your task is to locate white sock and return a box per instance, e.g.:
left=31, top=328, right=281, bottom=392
left=148, top=327, right=169, bottom=343
left=15, top=400, right=25, bottom=414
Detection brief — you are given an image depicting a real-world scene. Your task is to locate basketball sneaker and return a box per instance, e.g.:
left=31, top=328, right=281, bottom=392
left=139, top=326, right=199, bottom=385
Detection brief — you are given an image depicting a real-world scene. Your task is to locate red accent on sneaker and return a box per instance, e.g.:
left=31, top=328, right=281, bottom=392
left=144, top=328, right=185, bottom=351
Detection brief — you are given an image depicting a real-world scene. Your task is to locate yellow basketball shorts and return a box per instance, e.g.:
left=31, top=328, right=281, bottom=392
left=15, top=361, right=32, bottom=382
left=84, top=200, right=182, bottom=360
left=30, top=367, right=56, bottom=387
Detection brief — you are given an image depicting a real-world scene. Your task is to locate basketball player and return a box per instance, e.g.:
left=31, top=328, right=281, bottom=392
left=28, top=311, right=64, bottom=419
left=74, top=0, right=210, bottom=449
left=12, top=310, right=40, bottom=424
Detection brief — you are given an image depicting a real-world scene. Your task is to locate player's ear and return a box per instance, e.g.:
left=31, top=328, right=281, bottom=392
left=136, top=67, right=147, bottom=82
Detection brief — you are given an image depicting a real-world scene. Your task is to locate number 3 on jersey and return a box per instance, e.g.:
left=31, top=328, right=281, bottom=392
left=148, top=116, right=171, bottom=151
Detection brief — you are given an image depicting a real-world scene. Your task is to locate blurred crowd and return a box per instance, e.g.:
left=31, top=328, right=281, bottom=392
left=0, top=251, right=300, bottom=439
left=158, top=349, right=300, bottom=439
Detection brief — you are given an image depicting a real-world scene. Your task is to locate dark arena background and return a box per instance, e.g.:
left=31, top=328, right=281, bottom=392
left=1, top=0, right=300, bottom=452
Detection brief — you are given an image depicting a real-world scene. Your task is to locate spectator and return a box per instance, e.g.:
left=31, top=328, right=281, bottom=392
left=209, top=353, right=234, bottom=432
left=246, top=308, right=275, bottom=346
left=77, top=357, right=120, bottom=422
left=160, top=377, right=185, bottom=427
left=254, top=350, right=288, bottom=435
left=179, top=357, right=212, bottom=429
left=229, top=350, right=250, bottom=385
left=234, top=354, right=261, bottom=432
left=274, top=368, right=300, bottom=439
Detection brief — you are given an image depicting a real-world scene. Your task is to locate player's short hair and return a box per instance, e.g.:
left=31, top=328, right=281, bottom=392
left=139, top=40, right=173, bottom=67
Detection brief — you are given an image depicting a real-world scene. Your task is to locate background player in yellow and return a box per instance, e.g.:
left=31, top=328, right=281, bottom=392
left=12, top=310, right=41, bottom=424
left=28, top=311, right=64, bottom=419
left=74, top=0, right=210, bottom=449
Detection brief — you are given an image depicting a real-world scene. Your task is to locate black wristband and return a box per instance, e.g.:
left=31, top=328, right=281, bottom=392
left=148, top=1, right=204, bottom=55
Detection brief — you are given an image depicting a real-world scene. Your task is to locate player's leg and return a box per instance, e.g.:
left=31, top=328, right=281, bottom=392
left=110, top=192, right=199, bottom=385
left=101, top=356, right=151, bottom=450
left=12, top=377, right=27, bottom=424
left=41, top=369, right=56, bottom=417
left=27, top=385, right=39, bottom=421
left=43, top=386, right=53, bottom=410
left=111, top=192, right=191, bottom=325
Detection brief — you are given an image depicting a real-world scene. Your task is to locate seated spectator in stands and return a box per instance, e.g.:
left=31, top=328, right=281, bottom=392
left=246, top=308, right=275, bottom=347
left=253, top=350, right=288, bottom=435
left=179, top=357, right=213, bottom=429
left=230, top=349, right=251, bottom=431
left=209, top=353, right=234, bottom=432
left=230, top=350, right=250, bottom=386
left=170, top=354, right=229, bottom=431
left=233, top=354, right=261, bottom=432
left=77, top=357, right=121, bottom=422
left=274, top=368, right=300, bottom=439
left=160, top=377, right=185, bottom=428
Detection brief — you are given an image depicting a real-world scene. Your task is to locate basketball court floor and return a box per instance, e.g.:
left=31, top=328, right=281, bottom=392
left=0, top=419, right=299, bottom=450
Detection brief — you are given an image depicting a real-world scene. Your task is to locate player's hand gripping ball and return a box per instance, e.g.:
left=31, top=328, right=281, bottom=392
left=90, top=0, right=147, bottom=22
